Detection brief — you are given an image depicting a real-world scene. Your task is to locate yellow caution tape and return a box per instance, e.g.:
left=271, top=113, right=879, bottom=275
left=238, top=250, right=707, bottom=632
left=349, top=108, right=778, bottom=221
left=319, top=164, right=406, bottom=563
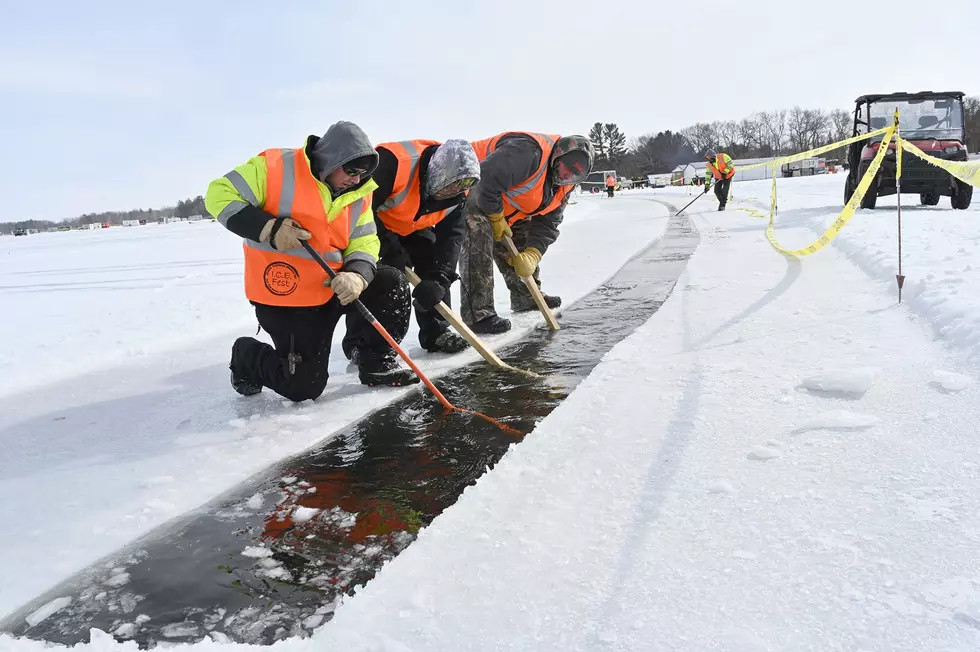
left=765, top=126, right=896, bottom=257
left=739, top=126, right=892, bottom=172
left=898, top=138, right=980, bottom=189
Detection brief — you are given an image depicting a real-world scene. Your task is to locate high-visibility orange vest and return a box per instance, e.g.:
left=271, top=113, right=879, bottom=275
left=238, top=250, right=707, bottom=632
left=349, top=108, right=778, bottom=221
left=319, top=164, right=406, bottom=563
left=471, top=132, right=573, bottom=225
left=243, top=148, right=368, bottom=307
left=605, top=175, right=616, bottom=187
left=708, top=153, right=735, bottom=180
left=375, top=140, right=453, bottom=237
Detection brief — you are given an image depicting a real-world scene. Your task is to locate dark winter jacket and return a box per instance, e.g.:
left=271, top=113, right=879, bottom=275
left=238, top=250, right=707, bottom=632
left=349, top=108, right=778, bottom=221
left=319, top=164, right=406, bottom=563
left=472, top=133, right=567, bottom=254
left=371, top=144, right=467, bottom=282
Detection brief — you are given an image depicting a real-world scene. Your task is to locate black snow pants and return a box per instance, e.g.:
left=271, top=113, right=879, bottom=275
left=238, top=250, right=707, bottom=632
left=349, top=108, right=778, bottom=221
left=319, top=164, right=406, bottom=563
left=714, top=176, right=732, bottom=208
left=233, top=266, right=409, bottom=402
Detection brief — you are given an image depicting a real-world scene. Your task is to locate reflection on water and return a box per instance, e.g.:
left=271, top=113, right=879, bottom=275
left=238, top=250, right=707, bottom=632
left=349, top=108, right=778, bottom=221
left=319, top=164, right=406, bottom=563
left=1, top=216, right=697, bottom=647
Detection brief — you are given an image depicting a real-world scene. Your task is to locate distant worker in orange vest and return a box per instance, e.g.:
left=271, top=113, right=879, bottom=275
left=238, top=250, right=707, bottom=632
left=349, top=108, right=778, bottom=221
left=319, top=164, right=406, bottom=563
left=205, top=121, right=421, bottom=401
left=459, top=132, right=594, bottom=333
left=341, top=138, right=481, bottom=363
left=605, top=173, right=616, bottom=198
left=704, top=149, right=736, bottom=211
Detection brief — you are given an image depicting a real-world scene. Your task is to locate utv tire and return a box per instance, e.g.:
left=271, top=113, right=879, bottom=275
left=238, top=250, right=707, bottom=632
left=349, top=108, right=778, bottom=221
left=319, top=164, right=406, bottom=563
left=951, top=179, right=973, bottom=210
left=844, top=175, right=855, bottom=204
left=860, top=175, right=878, bottom=209
left=920, top=192, right=940, bottom=206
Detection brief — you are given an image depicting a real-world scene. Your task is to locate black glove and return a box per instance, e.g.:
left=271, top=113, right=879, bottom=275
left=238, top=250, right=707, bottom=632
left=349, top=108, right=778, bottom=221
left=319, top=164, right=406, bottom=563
left=412, top=279, right=446, bottom=310
left=703, top=184, right=709, bottom=194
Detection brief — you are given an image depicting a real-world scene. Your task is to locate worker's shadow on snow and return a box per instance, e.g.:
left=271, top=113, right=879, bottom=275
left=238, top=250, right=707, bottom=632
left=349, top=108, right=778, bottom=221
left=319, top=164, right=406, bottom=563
left=686, top=253, right=802, bottom=352
left=725, top=206, right=849, bottom=233
left=588, top=278, right=705, bottom=641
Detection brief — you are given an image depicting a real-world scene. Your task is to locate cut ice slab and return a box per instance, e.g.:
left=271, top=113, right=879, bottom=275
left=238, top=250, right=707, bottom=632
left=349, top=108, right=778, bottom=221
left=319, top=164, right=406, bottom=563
left=25, top=596, right=72, bottom=627
left=794, top=410, right=880, bottom=433
left=798, top=367, right=877, bottom=398
left=932, top=370, right=972, bottom=392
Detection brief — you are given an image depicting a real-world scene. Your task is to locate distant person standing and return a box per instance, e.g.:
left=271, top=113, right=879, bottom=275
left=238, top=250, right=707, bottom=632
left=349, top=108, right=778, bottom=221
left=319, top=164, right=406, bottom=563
left=605, top=173, right=616, bottom=198
left=704, top=149, right=735, bottom=211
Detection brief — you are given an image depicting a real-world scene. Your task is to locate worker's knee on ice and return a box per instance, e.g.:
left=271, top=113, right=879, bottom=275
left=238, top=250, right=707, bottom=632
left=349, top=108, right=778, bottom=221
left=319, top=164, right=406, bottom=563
left=279, top=365, right=328, bottom=402
left=367, top=265, right=409, bottom=297
left=361, top=266, right=411, bottom=318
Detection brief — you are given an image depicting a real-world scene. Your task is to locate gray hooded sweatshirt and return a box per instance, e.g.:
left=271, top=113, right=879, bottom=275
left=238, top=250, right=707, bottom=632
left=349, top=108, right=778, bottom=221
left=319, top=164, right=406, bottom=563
left=215, top=121, right=381, bottom=283
left=308, top=121, right=379, bottom=190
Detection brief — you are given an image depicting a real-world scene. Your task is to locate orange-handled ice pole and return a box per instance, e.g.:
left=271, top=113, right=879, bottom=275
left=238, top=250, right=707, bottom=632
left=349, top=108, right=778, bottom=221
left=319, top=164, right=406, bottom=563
left=300, top=241, right=522, bottom=436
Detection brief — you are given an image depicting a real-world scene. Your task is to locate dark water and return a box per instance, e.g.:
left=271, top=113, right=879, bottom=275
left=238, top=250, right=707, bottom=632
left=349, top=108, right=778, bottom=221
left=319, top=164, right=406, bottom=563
left=1, top=213, right=697, bottom=647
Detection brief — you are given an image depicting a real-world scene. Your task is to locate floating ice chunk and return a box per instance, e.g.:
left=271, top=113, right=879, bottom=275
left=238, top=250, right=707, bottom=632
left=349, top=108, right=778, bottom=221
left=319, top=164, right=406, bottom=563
left=242, top=546, right=273, bottom=559
left=795, top=410, right=879, bottom=432
left=113, top=623, right=137, bottom=638
left=293, top=506, right=321, bottom=523
left=246, top=494, right=264, bottom=510
left=105, top=572, right=131, bottom=588
left=161, top=622, right=200, bottom=638
left=303, top=614, right=325, bottom=630
left=25, top=597, right=72, bottom=626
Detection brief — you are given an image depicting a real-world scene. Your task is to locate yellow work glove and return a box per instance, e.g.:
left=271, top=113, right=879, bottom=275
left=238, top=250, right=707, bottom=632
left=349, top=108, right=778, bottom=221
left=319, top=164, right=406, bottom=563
left=328, top=271, right=367, bottom=305
left=487, top=210, right=512, bottom=241
left=507, top=247, right=542, bottom=278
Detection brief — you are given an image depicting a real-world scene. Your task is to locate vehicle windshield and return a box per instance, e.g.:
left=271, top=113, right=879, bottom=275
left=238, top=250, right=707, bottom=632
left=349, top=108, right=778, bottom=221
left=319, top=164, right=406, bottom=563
left=865, top=98, right=964, bottom=140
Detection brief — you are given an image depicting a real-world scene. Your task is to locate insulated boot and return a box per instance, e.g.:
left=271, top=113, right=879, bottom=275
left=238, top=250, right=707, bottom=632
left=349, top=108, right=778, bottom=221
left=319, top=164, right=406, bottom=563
left=425, top=330, right=470, bottom=354
left=511, top=293, right=561, bottom=313
left=230, top=337, right=262, bottom=397
left=358, top=354, right=420, bottom=387
left=470, top=315, right=511, bottom=334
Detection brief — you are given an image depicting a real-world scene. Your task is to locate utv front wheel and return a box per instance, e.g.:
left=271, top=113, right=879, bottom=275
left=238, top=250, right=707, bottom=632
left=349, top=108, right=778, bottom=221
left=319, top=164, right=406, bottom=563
left=860, top=175, right=878, bottom=209
left=951, top=179, right=973, bottom=209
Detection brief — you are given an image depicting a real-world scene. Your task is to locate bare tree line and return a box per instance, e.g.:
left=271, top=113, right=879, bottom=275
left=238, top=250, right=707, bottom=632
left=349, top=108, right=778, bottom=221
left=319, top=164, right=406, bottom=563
left=679, top=107, right=852, bottom=161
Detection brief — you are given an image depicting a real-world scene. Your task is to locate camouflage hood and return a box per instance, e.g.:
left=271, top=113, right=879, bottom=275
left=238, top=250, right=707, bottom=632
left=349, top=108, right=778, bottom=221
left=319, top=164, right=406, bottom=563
left=425, top=139, right=481, bottom=199
left=549, top=135, right=595, bottom=185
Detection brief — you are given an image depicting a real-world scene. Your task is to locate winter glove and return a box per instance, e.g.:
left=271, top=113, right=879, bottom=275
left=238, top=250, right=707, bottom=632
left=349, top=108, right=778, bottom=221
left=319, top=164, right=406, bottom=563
left=486, top=210, right=512, bottom=241
left=507, top=247, right=542, bottom=278
left=328, top=272, right=367, bottom=305
left=703, top=184, right=709, bottom=194
left=260, top=217, right=311, bottom=251
left=412, top=279, right=446, bottom=310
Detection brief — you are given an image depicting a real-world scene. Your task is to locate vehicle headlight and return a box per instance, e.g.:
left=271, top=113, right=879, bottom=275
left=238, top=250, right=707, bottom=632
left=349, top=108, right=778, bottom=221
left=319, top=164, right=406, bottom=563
left=944, top=145, right=961, bottom=154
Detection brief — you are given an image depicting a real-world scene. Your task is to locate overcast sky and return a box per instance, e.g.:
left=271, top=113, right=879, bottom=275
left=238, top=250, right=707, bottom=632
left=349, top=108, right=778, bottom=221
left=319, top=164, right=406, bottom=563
left=2, top=0, right=977, bottom=222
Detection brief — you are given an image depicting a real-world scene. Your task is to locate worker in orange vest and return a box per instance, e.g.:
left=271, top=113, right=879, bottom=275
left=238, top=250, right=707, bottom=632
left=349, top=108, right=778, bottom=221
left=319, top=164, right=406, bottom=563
left=704, top=149, right=736, bottom=211
left=605, top=173, right=616, bottom=198
left=205, top=121, right=420, bottom=400
left=459, top=132, right=594, bottom=333
left=341, top=139, right=481, bottom=362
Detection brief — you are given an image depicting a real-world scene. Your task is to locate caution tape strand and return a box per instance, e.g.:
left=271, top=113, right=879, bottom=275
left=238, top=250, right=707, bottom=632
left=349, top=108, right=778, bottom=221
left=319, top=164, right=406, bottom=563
left=739, top=126, right=893, bottom=172
left=897, top=138, right=980, bottom=189
left=764, top=126, right=896, bottom=257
